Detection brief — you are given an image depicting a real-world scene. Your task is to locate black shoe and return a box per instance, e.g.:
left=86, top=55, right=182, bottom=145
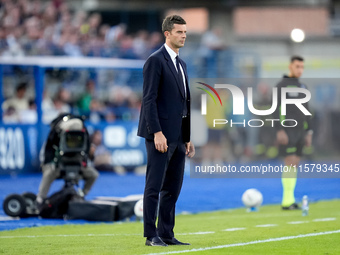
left=145, top=236, right=168, bottom=246
left=282, top=203, right=301, bottom=210
left=161, top=237, right=190, bottom=245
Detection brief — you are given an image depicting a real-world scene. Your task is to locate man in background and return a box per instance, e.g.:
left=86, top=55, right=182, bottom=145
left=274, top=56, right=313, bottom=210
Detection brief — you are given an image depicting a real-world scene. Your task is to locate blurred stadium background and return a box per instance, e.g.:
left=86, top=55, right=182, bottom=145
left=0, top=0, right=340, bottom=224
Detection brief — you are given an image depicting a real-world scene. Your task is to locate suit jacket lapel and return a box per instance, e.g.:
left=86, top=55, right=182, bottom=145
left=161, top=46, right=185, bottom=98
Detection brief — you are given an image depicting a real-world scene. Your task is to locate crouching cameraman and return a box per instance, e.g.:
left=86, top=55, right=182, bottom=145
left=36, top=114, right=99, bottom=205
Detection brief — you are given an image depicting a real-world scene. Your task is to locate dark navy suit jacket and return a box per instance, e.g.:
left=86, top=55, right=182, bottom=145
left=137, top=45, right=190, bottom=143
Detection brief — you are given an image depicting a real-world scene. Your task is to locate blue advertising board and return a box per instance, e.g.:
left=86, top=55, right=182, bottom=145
left=87, top=121, right=146, bottom=167
left=0, top=125, right=41, bottom=174
left=0, top=121, right=146, bottom=175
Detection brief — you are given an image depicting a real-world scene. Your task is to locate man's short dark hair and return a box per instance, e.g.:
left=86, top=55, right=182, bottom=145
left=162, top=15, right=186, bottom=34
left=291, top=55, right=304, bottom=63
left=16, top=82, right=27, bottom=92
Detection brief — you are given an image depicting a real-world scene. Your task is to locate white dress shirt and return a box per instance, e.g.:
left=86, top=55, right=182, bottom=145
left=164, top=43, right=186, bottom=96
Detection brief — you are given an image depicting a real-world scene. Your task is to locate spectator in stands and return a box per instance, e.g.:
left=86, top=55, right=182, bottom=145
left=43, top=88, right=72, bottom=123
left=126, top=92, right=142, bottom=121
left=1, top=4, right=25, bottom=57
left=87, top=13, right=102, bottom=39
left=53, top=88, right=71, bottom=113
left=200, top=27, right=226, bottom=77
left=3, top=106, right=20, bottom=124
left=0, top=0, right=164, bottom=59
left=19, top=99, right=38, bottom=124
left=148, top=31, right=163, bottom=53
left=90, top=129, right=126, bottom=174
left=22, top=16, right=43, bottom=55
left=42, top=90, right=56, bottom=124
left=2, top=82, right=29, bottom=113
left=119, top=34, right=138, bottom=59
left=133, top=30, right=149, bottom=59
left=90, top=130, right=114, bottom=171
left=77, top=79, right=96, bottom=116
left=88, top=98, right=105, bottom=123
left=2, top=31, right=24, bottom=57
left=63, top=29, right=83, bottom=57
left=108, top=85, right=138, bottom=120
left=105, top=23, right=127, bottom=48
left=96, top=24, right=111, bottom=57
left=104, top=109, right=116, bottom=123
left=42, top=3, right=58, bottom=29
left=74, top=10, right=88, bottom=31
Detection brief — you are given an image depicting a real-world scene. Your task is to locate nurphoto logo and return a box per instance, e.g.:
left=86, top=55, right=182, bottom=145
left=197, top=82, right=312, bottom=128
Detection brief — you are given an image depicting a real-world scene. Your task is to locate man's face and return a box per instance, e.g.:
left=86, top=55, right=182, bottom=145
left=289, top=60, right=304, bottom=78
left=17, top=88, right=26, bottom=98
left=165, top=24, right=187, bottom=49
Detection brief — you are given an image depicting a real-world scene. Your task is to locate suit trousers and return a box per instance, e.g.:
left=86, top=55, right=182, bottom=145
left=143, top=125, right=186, bottom=238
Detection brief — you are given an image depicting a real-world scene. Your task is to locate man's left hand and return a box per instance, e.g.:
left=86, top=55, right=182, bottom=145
left=185, top=142, right=195, bottom=158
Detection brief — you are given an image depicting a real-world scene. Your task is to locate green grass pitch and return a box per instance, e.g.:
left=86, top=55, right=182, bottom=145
left=1, top=200, right=339, bottom=255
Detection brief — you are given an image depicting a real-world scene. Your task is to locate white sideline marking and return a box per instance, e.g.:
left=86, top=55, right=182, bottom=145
left=0, top=232, right=215, bottom=239
left=255, top=224, right=278, bottom=228
left=313, top=218, right=336, bottom=222
left=287, top=221, right=309, bottom=225
left=177, top=232, right=215, bottom=235
left=223, top=228, right=246, bottom=232
left=0, top=233, right=140, bottom=239
left=144, top=229, right=340, bottom=255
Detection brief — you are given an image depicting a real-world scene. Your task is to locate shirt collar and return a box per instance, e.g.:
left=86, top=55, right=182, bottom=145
left=164, top=43, right=178, bottom=61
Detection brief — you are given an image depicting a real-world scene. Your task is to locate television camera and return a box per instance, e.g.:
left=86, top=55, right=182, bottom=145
left=3, top=114, right=90, bottom=218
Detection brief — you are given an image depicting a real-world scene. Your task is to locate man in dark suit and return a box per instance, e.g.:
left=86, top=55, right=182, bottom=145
left=138, top=15, right=195, bottom=247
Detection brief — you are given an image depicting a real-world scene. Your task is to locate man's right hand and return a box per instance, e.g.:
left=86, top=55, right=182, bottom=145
left=154, top=131, right=168, bottom=153
left=277, top=129, right=289, bottom=145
